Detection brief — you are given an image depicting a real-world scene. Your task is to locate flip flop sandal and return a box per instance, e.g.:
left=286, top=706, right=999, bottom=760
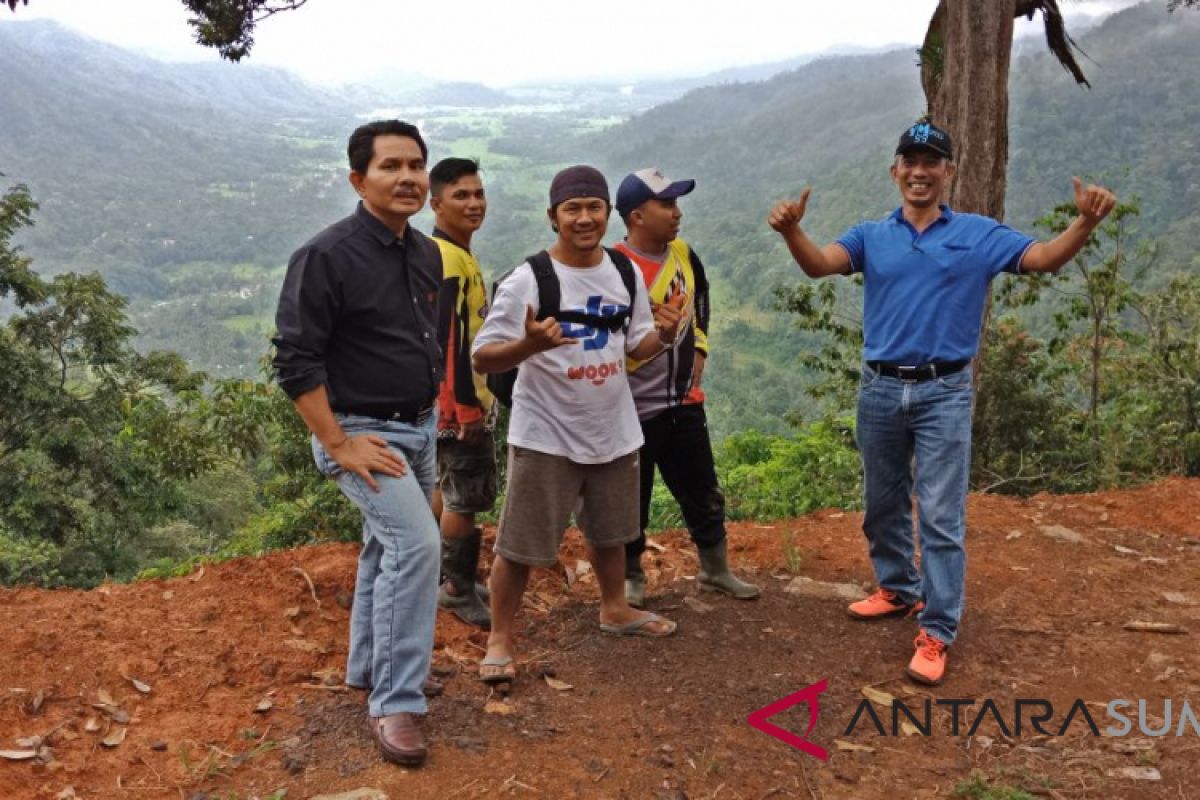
left=478, top=655, right=516, bottom=685
left=599, top=612, right=677, bottom=638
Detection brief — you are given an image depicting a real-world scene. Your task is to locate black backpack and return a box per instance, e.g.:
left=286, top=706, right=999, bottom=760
left=487, top=247, right=639, bottom=407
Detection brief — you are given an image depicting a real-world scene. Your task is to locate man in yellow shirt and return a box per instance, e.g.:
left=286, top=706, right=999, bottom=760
left=431, top=158, right=495, bottom=629
left=615, top=168, right=760, bottom=607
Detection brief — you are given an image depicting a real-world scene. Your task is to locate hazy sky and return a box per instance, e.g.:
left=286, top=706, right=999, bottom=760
left=5, top=0, right=1142, bottom=86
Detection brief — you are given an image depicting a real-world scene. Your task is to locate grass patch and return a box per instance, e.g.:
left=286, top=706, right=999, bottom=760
left=952, top=768, right=1058, bottom=800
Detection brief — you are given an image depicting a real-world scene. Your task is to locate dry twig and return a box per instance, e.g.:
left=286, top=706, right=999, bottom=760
left=797, top=757, right=820, bottom=800
left=290, top=566, right=321, bottom=607
left=1124, top=621, right=1187, bottom=634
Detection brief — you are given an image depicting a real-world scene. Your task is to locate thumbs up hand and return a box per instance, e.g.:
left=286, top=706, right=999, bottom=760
left=1072, top=177, right=1117, bottom=225
left=653, top=291, right=686, bottom=346
left=767, top=188, right=812, bottom=232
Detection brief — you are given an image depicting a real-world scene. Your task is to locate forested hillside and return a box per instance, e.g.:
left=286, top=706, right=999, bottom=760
left=0, top=20, right=359, bottom=284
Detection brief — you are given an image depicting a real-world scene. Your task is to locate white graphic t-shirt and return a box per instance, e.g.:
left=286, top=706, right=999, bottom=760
left=472, top=252, right=655, bottom=464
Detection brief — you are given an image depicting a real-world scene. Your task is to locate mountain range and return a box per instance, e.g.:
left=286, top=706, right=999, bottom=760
left=2, top=4, right=1198, bottom=431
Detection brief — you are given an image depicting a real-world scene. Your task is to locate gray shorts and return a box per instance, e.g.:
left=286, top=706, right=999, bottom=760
left=436, top=436, right=498, bottom=514
left=495, top=446, right=640, bottom=567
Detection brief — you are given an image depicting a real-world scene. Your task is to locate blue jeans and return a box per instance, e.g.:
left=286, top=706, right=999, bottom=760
left=855, top=365, right=973, bottom=645
left=312, top=413, right=439, bottom=717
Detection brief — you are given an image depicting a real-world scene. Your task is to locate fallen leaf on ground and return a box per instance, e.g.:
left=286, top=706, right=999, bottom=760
left=255, top=697, right=274, bottom=713
left=834, top=740, right=875, bottom=753
left=24, top=688, right=47, bottom=715
left=190, top=565, right=206, bottom=582
left=484, top=699, right=516, bottom=715
left=1108, top=766, right=1161, bottom=781
left=312, top=667, right=343, bottom=686
left=15, top=736, right=42, bottom=749
left=283, top=638, right=323, bottom=653
left=0, top=750, right=38, bottom=761
left=544, top=676, right=574, bottom=692
left=1040, top=525, right=1086, bottom=544
left=96, top=688, right=115, bottom=707
left=861, top=687, right=897, bottom=708
left=900, top=721, right=921, bottom=737
left=101, top=727, right=126, bottom=748
left=309, top=789, right=388, bottom=800
left=56, top=788, right=77, bottom=800
left=440, top=647, right=474, bottom=665
left=683, top=596, right=714, bottom=614
left=127, top=676, right=151, bottom=694
left=83, top=718, right=101, bottom=733
left=91, top=703, right=130, bottom=724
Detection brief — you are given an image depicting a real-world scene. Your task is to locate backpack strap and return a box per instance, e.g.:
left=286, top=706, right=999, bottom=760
left=526, top=250, right=559, bottom=321
left=520, top=248, right=639, bottom=333
left=605, top=246, right=639, bottom=317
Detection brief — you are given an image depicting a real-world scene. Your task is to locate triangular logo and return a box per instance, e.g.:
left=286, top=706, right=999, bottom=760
left=747, top=679, right=830, bottom=762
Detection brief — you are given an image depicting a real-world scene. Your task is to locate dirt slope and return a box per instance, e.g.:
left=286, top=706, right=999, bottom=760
left=2, top=479, right=1199, bottom=800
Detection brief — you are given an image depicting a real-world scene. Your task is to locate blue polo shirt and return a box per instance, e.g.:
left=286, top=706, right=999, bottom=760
left=836, top=205, right=1035, bottom=364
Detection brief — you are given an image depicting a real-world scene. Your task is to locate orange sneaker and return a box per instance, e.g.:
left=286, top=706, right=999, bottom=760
left=847, top=588, right=924, bottom=620
left=907, top=629, right=948, bottom=685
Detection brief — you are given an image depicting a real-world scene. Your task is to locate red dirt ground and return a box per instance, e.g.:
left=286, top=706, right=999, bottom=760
left=2, top=478, right=1200, bottom=800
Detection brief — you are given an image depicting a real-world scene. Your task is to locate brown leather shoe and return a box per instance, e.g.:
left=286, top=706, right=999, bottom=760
left=370, top=712, right=427, bottom=766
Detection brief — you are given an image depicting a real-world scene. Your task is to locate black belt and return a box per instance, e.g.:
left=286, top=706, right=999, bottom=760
left=338, top=404, right=434, bottom=424
left=867, top=360, right=969, bottom=381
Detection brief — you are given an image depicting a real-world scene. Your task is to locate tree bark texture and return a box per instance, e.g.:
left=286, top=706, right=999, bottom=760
left=923, top=0, right=1017, bottom=221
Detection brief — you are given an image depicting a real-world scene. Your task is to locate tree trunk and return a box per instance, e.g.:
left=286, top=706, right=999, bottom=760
left=929, top=0, right=1017, bottom=218
left=922, top=0, right=1018, bottom=405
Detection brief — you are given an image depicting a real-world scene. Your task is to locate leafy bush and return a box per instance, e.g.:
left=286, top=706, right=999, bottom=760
left=718, top=420, right=861, bottom=521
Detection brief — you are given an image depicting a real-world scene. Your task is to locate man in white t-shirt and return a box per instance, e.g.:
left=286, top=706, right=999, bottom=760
left=472, top=165, right=684, bottom=685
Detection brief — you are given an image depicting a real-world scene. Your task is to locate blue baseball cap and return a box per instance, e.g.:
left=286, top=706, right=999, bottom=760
left=615, top=168, right=696, bottom=218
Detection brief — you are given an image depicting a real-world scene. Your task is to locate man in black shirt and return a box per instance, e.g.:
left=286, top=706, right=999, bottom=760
left=273, top=119, right=442, bottom=767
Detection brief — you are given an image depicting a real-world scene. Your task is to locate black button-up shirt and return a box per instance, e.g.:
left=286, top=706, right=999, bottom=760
left=272, top=203, right=444, bottom=419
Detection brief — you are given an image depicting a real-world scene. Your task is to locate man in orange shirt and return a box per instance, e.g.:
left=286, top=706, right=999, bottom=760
left=615, top=168, right=760, bottom=607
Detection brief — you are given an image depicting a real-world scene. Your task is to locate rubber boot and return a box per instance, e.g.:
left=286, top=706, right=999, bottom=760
left=438, top=529, right=491, bottom=629
left=473, top=527, right=490, bottom=602
left=697, top=540, right=760, bottom=599
left=437, top=527, right=489, bottom=600
left=624, top=554, right=646, bottom=609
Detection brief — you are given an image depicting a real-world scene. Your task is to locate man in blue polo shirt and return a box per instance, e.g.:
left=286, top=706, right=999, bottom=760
left=768, top=119, right=1116, bottom=685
